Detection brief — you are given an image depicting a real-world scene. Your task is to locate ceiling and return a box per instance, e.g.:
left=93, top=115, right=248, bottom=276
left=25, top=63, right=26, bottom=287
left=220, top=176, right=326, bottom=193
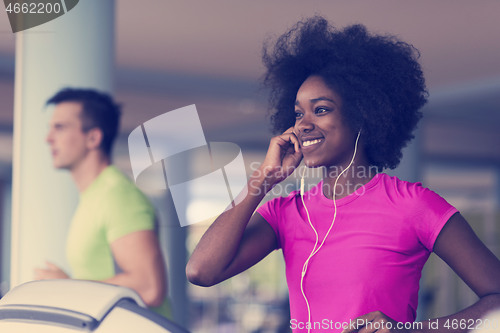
left=113, top=1, right=500, bottom=87
left=0, top=0, right=499, bottom=163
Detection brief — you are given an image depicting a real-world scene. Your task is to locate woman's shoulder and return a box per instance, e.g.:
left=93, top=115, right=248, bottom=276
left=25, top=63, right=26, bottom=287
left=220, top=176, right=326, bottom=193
left=377, top=173, right=449, bottom=206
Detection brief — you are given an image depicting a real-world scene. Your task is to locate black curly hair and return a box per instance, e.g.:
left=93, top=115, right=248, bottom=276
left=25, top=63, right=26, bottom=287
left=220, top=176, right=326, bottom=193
left=262, top=16, right=428, bottom=171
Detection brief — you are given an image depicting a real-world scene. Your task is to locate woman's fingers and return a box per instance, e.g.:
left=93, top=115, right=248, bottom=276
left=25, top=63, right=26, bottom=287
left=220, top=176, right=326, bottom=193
left=283, top=127, right=300, bottom=153
left=259, top=127, right=303, bottom=186
left=276, top=127, right=302, bottom=170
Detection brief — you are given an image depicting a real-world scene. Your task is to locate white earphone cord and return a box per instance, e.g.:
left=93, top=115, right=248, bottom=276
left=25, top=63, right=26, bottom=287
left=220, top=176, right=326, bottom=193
left=300, top=131, right=361, bottom=333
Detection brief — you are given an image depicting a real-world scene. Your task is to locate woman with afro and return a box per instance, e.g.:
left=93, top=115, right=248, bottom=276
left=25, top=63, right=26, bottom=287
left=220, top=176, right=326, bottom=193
left=187, top=16, right=500, bottom=333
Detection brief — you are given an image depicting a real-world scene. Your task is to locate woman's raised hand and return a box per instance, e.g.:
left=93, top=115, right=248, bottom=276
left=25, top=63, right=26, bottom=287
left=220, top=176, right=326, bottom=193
left=256, top=127, right=303, bottom=189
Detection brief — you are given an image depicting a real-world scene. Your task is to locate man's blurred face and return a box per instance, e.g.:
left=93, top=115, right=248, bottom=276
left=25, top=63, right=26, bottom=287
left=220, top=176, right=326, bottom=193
left=46, top=102, right=91, bottom=170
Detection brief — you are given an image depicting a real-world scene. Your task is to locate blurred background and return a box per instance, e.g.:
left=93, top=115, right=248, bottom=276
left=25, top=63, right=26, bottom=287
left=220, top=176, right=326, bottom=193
left=0, top=1, right=499, bottom=332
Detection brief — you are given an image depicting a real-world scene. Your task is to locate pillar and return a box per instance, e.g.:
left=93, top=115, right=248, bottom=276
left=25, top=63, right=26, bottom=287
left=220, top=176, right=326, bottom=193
left=11, top=0, right=114, bottom=287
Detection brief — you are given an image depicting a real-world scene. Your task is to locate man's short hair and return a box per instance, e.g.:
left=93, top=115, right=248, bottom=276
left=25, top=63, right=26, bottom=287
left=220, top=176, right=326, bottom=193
left=47, top=88, right=122, bottom=158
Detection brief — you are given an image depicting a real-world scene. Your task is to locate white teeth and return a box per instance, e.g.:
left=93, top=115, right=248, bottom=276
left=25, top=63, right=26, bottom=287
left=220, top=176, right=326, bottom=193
left=303, top=139, right=322, bottom=147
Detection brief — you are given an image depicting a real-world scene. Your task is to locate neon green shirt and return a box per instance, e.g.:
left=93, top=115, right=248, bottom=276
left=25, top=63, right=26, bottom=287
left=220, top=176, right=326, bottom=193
left=66, top=166, right=171, bottom=318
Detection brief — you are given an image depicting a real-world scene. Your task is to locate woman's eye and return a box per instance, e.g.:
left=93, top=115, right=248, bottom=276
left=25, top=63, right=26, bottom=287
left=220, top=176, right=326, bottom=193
left=295, top=111, right=303, bottom=119
left=315, top=107, right=329, bottom=114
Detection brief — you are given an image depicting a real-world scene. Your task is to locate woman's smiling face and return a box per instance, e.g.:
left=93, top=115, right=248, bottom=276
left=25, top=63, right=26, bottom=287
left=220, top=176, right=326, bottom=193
left=294, top=75, right=358, bottom=168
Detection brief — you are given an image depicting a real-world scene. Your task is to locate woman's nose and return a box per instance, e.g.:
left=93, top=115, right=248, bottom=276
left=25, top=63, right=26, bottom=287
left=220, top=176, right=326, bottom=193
left=295, top=113, right=314, bottom=133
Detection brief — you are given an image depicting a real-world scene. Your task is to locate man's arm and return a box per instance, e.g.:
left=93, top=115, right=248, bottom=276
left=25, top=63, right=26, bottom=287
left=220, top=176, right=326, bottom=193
left=34, top=230, right=167, bottom=307
left=34, top=262, right=70, bottom=279
left=104, top=230, right=167, bottom=307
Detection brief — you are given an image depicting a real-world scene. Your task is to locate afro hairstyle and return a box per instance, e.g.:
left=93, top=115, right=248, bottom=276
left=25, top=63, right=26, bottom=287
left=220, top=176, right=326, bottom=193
left=262, top=16, right=428, bottom=170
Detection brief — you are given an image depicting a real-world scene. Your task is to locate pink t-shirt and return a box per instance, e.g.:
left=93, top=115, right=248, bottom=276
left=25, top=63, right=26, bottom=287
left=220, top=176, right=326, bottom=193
left=257, top=173, right=458, bottom=332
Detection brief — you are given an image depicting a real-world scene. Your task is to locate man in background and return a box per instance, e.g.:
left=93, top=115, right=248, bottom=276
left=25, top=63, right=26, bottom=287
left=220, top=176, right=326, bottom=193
left=35, top=88, right=170, bottom=317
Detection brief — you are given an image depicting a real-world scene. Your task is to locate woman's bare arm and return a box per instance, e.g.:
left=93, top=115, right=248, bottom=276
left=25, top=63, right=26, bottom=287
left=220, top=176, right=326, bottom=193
left=186, top=128, right=302, bottom=286
left=344, top=213, right=500, bottom=333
